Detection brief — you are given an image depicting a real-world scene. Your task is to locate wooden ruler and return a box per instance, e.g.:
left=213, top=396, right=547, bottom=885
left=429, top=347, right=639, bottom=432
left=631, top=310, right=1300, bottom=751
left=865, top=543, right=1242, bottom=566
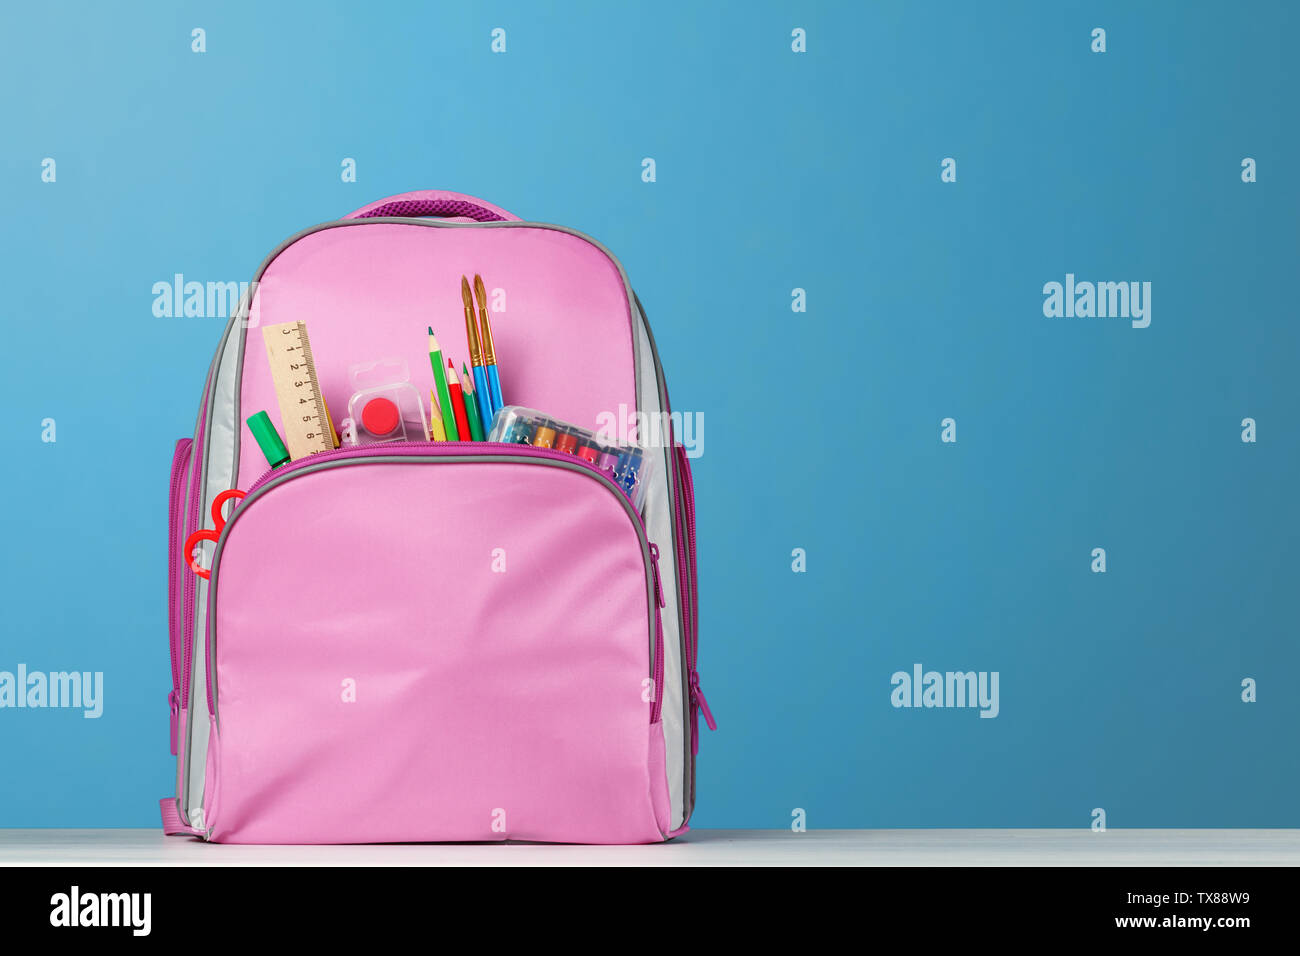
left=261, top=321, right=334, bottom=460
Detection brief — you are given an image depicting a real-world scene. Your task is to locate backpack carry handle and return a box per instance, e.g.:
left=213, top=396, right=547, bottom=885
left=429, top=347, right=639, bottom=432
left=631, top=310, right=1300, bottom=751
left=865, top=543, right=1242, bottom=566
left=343, top=190, right=520, bottom=223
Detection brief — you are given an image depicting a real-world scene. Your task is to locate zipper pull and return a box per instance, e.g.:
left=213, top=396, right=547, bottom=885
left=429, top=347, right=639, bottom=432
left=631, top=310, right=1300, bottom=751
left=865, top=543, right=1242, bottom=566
left=168, top=690, right=180, bottom=755
left=690, top=670, right=716, bottom=731
left=648, top=543, right=666, bottom=608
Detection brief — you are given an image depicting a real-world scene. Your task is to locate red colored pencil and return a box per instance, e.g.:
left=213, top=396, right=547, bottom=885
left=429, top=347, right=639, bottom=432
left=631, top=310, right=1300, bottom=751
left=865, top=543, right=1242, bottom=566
left=446, top=360, right=472, bottom=442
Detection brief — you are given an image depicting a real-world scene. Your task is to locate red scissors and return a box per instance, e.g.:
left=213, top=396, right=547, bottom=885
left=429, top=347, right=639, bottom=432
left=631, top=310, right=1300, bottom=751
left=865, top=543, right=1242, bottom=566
left=183, top=489, right=246, bottom=581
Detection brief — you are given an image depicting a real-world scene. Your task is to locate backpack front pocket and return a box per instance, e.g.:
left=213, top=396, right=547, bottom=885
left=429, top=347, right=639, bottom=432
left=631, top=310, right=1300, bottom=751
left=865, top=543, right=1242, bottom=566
left=202, top=446, right=669, bottom=844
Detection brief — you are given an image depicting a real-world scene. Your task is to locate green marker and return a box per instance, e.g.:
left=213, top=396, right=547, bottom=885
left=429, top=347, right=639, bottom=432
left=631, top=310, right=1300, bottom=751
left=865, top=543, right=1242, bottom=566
left=428, top=328, right=460, bottom=441
left=247, top=410, right=291, bottom=469
left=461, top=363, right=486, bottom=441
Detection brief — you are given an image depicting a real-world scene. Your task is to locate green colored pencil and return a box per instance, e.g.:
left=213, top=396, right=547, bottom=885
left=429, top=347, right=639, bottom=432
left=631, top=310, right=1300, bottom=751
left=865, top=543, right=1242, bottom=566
left=427, top=328, right=459, bottom=441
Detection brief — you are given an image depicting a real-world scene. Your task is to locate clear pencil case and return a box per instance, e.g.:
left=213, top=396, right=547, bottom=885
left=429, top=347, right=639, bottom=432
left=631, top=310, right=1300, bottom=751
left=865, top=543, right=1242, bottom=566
left=488, top=406, right=654, bottom=511
left=339, top=358, right=428, bottom=446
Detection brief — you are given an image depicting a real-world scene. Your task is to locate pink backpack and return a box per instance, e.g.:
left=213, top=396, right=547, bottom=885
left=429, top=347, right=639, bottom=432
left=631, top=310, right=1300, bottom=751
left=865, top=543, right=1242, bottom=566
left=162, top=190, right=711, bottom=843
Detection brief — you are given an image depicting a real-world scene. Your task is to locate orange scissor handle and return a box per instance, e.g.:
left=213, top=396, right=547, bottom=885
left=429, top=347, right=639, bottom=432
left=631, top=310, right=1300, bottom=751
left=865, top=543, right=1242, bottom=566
left=183, top=489, right=246, bottom=581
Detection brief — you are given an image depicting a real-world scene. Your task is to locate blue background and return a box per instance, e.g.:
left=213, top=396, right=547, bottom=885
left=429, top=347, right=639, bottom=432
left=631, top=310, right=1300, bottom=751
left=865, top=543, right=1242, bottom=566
left=1, top=1, right=1296, bottom=828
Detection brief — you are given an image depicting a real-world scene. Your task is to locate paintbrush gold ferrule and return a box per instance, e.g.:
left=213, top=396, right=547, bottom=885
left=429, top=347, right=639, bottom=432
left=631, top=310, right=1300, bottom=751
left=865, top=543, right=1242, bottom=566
left=461, top=277, right=483, bottom=365
left=474, top=274, right=497, bottom=364
left=464, top=306, right=483, bottom=365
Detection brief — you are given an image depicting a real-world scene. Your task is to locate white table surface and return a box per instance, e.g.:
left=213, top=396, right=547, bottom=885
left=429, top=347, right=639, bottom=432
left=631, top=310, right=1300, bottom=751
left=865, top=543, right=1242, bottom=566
left=2, top=828, right=1296, bottom=866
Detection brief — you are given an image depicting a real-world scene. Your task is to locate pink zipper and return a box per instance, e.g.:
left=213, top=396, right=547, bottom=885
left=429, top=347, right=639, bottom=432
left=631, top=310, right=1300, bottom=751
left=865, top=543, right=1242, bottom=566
left=675, top=445, right=699, bottom=663
left=206, top=441, right=666, bottom=724
left=672, top=443, right=712, bottom=750
left=167, top=438, right=193, bottom=754
left=180, top=412, right=206, bottom=716
left=649, top=544, right=666, bottom=724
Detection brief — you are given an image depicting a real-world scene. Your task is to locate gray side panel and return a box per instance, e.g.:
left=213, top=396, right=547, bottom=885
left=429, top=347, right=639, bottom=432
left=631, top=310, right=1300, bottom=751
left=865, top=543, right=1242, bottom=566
left=636, top=300, right=695, bottom=825
left=181, top=293, right=245, bottom=824
left=632, top=304, right=689, bottom=830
